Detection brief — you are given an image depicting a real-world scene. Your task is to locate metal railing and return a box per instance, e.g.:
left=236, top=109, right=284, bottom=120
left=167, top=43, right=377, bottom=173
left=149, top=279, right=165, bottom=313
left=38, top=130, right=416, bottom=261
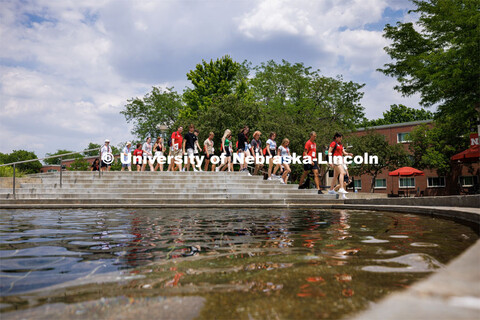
left=0, top=148, right=101, bottom=199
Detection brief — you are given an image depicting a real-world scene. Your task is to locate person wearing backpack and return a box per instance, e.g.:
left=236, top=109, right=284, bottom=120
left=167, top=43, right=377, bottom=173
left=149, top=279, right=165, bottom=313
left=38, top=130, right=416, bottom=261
left=168, top=126, right=183, bottom=171
left=328, top=132, right=353, bottom=195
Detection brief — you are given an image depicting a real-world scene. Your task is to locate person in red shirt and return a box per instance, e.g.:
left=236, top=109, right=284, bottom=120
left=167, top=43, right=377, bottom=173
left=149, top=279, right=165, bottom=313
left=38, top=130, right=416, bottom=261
left=168, top=126, right=183, bottom=171
left=133, top=143, right=143, bottom=171
left=328, top=132, right=353, bottom=195
left=299, top=131, right=322, bottom=194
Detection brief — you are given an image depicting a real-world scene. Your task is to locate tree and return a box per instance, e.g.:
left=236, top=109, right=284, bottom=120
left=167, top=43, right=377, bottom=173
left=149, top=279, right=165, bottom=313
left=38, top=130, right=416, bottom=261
left=378, top=0, right=479, bottom=134
left=67, top=157, right=90, bottom=171
left=348, top=132, right=409, bottom=192
left=5, top=150, right=42, bottom=174
left=44, top=150, right=74, bottom=165
left=183, top=55, right=241, bottom=117
left=408, top=123, right=459, bottom=174
left=121, top=87, right=182, bottom=140
left=364, top=104, right=434, bottom=127
left=84, top=143, right=101, bottom=157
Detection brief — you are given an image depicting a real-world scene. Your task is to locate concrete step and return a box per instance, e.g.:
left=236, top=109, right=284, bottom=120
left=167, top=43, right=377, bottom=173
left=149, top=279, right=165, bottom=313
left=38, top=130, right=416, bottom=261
left=0, top=192, right=334, bottom=200
left=15, top=181, right=298, bottom=192
left=0, top=197, right=341, bottom=206
left=0, top=187, right=315, bottom=195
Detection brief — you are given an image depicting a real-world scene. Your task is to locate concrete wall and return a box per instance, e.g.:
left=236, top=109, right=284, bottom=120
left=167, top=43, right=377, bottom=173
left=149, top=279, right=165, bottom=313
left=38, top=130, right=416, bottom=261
left=346, top=194, right=480, bottom=208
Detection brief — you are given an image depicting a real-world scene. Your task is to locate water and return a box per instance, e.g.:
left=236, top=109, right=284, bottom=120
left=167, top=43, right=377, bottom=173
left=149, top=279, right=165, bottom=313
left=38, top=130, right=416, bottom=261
left=0, top=208, right=477, bottom=319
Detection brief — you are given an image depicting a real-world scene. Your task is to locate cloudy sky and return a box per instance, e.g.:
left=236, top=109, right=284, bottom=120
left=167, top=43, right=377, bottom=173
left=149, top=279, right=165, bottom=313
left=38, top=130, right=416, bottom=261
left=0, top=0, right=424, bottom=159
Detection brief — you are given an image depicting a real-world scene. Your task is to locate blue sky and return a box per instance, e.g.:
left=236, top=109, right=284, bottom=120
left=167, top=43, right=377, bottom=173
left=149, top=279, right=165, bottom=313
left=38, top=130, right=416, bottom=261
left=0, top=0, right=424, bottom=158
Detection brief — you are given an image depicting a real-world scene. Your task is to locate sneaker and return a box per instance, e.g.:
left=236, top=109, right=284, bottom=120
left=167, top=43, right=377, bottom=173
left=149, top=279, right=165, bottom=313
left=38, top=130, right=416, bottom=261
left=182, top=168, right=186, bottom=172
left=193, top=167, right=198, bottom=172
left=280, top=180, right=285, bottom=184
left=215, top=167, right=220, bottom=172
left=318, top=190, right=324, bottom=194
left=248, top=173, right=252, bottom=176
left=338, top=188, right=348, bottom=194
left=328, top=190, right=337, bottom=195
left=341, top=194, right=348, bottom=199
left=267, top=177, right=272, bottom=181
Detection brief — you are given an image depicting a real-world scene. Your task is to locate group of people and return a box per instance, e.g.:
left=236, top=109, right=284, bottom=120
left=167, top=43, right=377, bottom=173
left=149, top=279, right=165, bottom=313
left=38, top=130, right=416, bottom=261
left=98, top=125, right=353, bottom=196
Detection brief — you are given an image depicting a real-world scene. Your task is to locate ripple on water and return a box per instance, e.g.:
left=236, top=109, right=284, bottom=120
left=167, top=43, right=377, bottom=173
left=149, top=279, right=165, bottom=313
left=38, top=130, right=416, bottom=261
left=361, top=236, right=389, bottom=243
left=410, top=242, right=439, bottom=247
left=362, top=253, right=444, bottom=273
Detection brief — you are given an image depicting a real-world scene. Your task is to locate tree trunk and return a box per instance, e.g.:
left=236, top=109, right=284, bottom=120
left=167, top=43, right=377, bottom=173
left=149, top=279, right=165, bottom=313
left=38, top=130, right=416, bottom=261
left=370, top=175, right=377, bottom=193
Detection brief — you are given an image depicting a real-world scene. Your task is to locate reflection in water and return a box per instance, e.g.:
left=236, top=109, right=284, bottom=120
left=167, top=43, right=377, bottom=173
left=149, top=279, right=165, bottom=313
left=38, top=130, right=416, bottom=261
left=362, top=253, right=445, bottom=272
left=0, top=208, right=477, bottom=319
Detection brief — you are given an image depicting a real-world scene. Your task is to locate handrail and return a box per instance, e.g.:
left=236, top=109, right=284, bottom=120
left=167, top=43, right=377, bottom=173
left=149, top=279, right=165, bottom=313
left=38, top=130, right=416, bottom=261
left=1, top=147, right=104, bottom=199
left=0, top=148, right=100, bottom=167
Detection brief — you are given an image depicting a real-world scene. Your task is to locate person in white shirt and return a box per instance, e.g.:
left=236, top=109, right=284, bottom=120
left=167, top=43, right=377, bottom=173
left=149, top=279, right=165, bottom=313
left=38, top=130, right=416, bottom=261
left=266, top=132, right=279, bottom=180
left=142, top=137, right=155, bottom=172
left=277, top=138, right=292, bottom=184
left=100, top=139, right=112, bottom=172
left=121, top=142, right=132, bottom=172
left=204, top=132, right=215, bottom=171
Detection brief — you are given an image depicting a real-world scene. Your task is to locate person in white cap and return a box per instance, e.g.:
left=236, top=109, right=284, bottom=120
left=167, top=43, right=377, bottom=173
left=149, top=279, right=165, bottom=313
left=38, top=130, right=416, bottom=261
left=100, top=139, right=112, bottom=171
left=121, top=141, right=132, bottom=171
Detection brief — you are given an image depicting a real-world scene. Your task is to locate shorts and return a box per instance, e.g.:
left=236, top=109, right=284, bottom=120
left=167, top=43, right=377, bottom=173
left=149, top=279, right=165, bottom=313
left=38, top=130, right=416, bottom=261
left=171, top=149, right=182, bottom=157
left=225, top=148, right=231, bottom=157
left=122, top=163, right=130, bottom=168
left=303, top=160, right=319, bottom=171
left=101, top=160, right=110, bottom=167
left=155, top=151, right=164, bottom=158
left=281, top=156, right=291, bottom=164
left=186, top=148, right=194, bottom=157
left=206, top=154, right=213, bottom=160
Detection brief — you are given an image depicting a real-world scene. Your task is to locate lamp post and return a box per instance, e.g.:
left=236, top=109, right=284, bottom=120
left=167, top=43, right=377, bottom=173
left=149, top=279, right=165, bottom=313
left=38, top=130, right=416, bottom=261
left=157, top=124, right=168, bottom=142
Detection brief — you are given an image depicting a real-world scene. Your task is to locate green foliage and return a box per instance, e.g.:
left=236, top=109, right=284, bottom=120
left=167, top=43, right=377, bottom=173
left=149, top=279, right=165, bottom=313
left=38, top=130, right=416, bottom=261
left=121, top=87, right=182, bottom=140
left=67, top=157, right=90, bottom=171
left=378, top=0, right=480, bottom=137
left=364, top=104, right=434, bottom=127
left=408, top=123, right=461, bottom=174
left=44, top=150, right=74, bottom=165
left=110, top=158, right=122, bottom=171
left=0, top=166, right=24, bottom=177
left=183, top=55, right=241, bottom=118
left=250, top=60, right=365, bottom=156
left=194, top=94, right=261, bottom=150
left=84, top=143, right=101, bottom=157
left=348, top=131, right=409, bottom=192
left=5, top=150, right=42, bottom=174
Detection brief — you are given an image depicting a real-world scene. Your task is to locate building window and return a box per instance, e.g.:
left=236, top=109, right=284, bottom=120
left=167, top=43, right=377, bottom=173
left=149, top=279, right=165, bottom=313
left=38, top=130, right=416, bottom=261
left=459, top=176, right=478, bottom=187
left=397, top=132, right=411, bottom=143
left=374, top=179, right=387, bottom=189
left=354, top=179, right=362, bottom=189
left=47, top=169, right=57, bottom=172
left=399, top=177, right=415, bottom=188
left=427, top=177, right=445, bottom=188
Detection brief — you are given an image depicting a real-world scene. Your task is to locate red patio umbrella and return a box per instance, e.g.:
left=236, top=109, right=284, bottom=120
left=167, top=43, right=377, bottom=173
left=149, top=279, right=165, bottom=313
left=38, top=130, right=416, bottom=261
left=389, top=167, right=425, bottom=176
left=451, top=145, right=479, bottom=161
left=389, top=167, right=425, bottom=197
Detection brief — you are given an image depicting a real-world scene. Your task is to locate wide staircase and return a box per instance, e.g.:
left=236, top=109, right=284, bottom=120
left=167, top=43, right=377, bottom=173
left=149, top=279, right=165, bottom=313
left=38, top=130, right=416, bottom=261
left=0, top=171, right=345, bottom=208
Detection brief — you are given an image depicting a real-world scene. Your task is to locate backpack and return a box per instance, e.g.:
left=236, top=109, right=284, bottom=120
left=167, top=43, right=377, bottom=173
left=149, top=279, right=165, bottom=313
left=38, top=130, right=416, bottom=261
left=263, top=147, right=267, bottom=156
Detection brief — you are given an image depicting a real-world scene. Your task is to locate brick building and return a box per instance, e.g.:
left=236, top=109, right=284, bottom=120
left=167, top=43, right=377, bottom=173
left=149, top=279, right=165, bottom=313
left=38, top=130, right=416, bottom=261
left=327, top=120, right=479, bottom=196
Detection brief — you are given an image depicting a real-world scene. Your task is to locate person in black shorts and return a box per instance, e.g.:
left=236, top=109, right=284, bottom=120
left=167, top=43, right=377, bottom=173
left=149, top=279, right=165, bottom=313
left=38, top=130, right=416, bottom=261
left=298, top=131, right=322, bottom=194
